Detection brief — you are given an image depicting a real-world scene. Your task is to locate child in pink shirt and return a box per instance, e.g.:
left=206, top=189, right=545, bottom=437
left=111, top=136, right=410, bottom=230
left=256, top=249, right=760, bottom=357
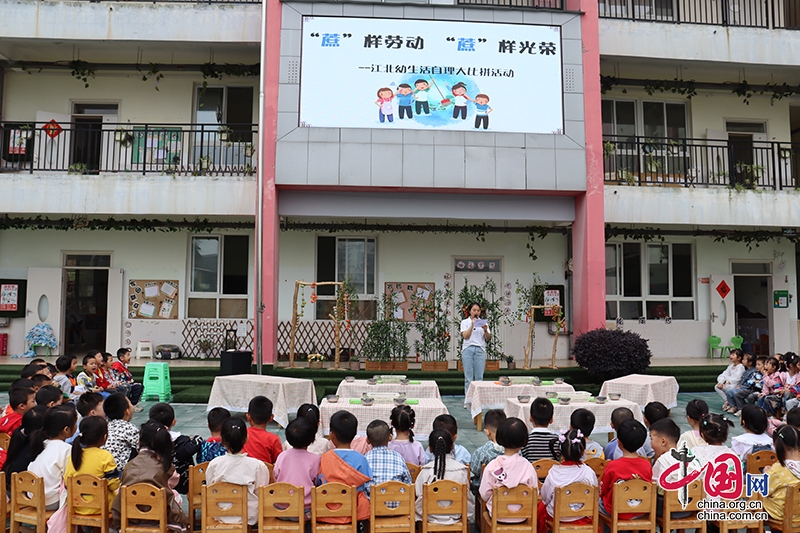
left=479, top=418, right=538, bottom=522
left=273, top=417, right=320, bottom=513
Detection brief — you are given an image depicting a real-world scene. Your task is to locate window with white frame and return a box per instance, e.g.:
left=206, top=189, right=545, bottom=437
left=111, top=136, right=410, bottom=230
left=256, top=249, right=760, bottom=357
left=188, top=235, right=250, bottom=319
left=606, top=242, right=694, bottom=320
left=315, top=236, right=377, bottom=320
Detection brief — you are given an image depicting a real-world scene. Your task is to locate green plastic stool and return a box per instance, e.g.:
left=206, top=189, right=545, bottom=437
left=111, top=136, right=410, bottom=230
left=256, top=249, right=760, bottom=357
left=142, top=362, right=172, bottom=402
left=707, top=336, right=723, bottom=359
left=730, top=335, right=744, bottom=350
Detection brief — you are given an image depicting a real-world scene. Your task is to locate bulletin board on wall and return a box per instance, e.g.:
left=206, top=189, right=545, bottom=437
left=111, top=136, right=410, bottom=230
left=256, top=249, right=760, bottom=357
left=533, top=285, right=565, bottom=322
left=128, top=280, right=179, bottom=320
left=0, top=279, right=26, bottom=319
left=384, top=282, right=435, bottom=322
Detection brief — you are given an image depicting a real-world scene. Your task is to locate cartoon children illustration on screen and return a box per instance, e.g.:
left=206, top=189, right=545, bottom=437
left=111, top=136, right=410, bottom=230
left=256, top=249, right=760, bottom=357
left=474, top=94, right=492, bottom=129
left=450, top=82, right=472, bottom=120
left=413, top=79, right=431, bottom=115
left=396, top=84, right=414, bottom=119
left=375, top=87, right=395, bottom=123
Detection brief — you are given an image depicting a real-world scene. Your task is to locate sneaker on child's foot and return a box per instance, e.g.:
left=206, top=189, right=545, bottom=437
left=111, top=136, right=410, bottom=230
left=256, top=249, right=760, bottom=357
left=722, top=401, right=729, bottom=411
left=133, top=405, right=144, bottom=412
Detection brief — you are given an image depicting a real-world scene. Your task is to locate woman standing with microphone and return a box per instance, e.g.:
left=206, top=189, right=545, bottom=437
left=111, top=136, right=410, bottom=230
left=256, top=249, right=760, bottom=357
left=460, top=302, right=491, bottom=396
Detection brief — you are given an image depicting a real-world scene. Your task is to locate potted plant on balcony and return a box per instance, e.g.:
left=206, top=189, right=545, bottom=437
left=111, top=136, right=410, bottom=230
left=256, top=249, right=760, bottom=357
left=244, top=143, right=256, bottom=158
left=218, top=126, right=234, bottom=145
left=411, top=286, right=452, bottom=372
left=114, top=127, right=134, bottom=147
left=16, top=124, right=33, bottom=145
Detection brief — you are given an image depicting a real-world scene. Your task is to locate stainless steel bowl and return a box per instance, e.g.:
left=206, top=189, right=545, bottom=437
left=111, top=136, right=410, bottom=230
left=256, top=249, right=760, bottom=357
left=558, top=397, right=571, bottom=405
left=554, top=377, right=565, bottom=384
left=326, top=395, right=339, bottom=403
left=546, top=391, right=559, bottom=399
left=361, top=397, right=374, bottom=406
left=595, top=396, right=607, bottom=404
left=344, top=376, right=356, bottom=383
left=517, top=395, right=531, bottom=403
left=608, top=393, right=621, bottom=400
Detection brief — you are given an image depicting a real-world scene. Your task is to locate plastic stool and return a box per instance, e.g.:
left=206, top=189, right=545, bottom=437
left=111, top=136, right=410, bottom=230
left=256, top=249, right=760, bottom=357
left=707, top=336, right=723, bottom=359
left=136, top=341, right=154, bottom=359
left=142, top=362, right=172, bottom=402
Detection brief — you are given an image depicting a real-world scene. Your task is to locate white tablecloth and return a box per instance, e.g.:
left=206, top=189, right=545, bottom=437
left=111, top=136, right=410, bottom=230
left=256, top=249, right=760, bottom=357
left=320, top=398, right=449, bottom=437
left=464, top=381, right=576, bottom=419
left=207, top=375, right=317, bottom=427
left=336, top=380, right=441, bottom=399
left=505, top=397, right=645, bottom=435
left=599, top=374, right=680, bottom=409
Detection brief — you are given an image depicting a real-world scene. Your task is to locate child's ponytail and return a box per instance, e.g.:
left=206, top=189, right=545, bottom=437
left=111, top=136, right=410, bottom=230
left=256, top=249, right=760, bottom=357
left=549, top=428, right=586, bottom=462
left=30, top=406, right=77, bottom=461
left=72, top=416, right=108, bottom=471
left=390, top=405, right=417, bottom=442
left=139, top=420, right=174, bottom=472
left=428, top=428, right=453, bottom=481
left=774, top=424, right=800, bottom=466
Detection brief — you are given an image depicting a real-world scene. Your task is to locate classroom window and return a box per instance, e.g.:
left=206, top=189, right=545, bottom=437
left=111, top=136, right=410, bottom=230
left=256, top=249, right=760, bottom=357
left=606, top=242, right=695, bottom=320
left=188, top=235, right=250, bottom=319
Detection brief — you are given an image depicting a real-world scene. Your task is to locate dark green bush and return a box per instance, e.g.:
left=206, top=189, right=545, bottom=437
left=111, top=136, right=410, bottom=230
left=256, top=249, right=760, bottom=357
left=572, top=328, right=652, bottom=380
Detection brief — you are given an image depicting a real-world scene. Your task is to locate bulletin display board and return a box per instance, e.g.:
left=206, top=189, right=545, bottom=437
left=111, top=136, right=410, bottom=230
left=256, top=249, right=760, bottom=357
left=0, top=279, right=26, bottom=318
left=533, top=285, right=565, bottom=322
left=384, top=282, right=435, bottom=322
left=128, top=280, right=179, bottom=320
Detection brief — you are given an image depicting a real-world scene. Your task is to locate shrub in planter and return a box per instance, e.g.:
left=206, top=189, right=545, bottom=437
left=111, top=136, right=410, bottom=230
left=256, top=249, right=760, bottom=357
left=572, top=328, right=651, bottom=380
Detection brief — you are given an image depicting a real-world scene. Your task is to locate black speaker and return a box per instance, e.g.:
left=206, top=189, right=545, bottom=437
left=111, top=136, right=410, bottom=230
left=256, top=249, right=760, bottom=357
left=220, top=351, right=252, bottom=376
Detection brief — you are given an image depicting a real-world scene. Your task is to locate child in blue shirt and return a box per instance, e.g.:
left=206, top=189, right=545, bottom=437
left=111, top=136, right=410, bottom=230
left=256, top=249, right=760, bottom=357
left=474, top=94, right=492, bottom=130
left=396, top=84, right=414, bottom=120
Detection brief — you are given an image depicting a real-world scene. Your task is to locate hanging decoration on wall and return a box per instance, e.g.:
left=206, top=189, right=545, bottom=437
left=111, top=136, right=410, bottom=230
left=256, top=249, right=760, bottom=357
left=128, top=280, right=179, bottom=320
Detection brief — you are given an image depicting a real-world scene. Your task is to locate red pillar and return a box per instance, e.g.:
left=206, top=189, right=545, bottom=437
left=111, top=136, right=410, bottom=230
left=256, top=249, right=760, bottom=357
left=258, top=0, right=282, bottom=364
left=571, top=0, right=606, bottom=336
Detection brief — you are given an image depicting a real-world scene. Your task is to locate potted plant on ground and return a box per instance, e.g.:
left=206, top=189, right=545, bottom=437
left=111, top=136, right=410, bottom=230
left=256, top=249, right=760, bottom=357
left=502, top=354, right=516, bottom=370
left=349, top=355, right=361, bottom=371
left=411, top=287, right=452, bottom=372
left=196, top=338, right=216, bottom=359
left=308, top=345, right=325, bottom=369
left=362, top=290, right=410, bottom=371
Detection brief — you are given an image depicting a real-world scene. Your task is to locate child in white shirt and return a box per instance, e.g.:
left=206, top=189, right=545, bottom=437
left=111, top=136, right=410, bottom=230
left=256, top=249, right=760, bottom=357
left=731, top=405, right=773, bottom=462
left=26, top=406, right=77, bottom=510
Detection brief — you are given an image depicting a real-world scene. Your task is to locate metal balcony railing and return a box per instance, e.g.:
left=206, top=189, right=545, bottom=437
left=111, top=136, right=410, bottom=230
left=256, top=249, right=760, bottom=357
left=599, top=0, right=800, bottom=29
left=0, top=122, right=258, bottom=176
left=603, top=135, right=800, bottom=189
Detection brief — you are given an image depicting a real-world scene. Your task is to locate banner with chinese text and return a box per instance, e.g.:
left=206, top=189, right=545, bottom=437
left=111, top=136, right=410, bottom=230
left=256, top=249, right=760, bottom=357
left=299, top=17, right=564, bottom=134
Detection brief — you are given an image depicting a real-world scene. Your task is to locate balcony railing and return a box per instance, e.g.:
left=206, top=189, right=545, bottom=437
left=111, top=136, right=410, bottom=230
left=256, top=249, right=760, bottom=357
left=0, top=122, right=258, bottom=176
left=599, top=0, right=800, bottom=29
left=456, top=0, right=563, bottom=9
left=603, top=135, right=799, bottom=190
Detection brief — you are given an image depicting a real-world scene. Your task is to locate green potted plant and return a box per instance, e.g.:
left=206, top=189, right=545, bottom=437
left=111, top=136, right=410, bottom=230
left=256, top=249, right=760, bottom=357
left=114, top=127, right=134, bottom=147
left=502, top=354, right=516, bottom=370
left=410, top=287, right=452, bottom=371
left=362, top=290, right=410, bottom=371
left=218, top=125, right=234, bottom=143
left=307, top=344, right=325, bottom=369
left=195, top=338, right=216, bottom=359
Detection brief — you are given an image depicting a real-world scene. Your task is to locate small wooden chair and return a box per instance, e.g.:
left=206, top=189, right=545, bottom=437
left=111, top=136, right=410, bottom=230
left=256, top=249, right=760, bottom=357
left=657, top=478, right=706, bottom=533
left=713, top=492, right=764, bottom=533
left=481, top=485, right=537, bottom=533
left=406, top=463, right=421, bottom=484
left=311, top=482, right=358, bottom=533
left=370, top=481, right=415, bottom=533
left=544, top=482, right=597, bottom=533
left=263, top=462, right=275, bottom=484
left=202, top=481, right=250, bottom=533
left=10, top=471, right=53, bottom=533
left=0, top=472, right=6, bottom=533
left=0, top=432, right=10, bottom=451
left=584, top=458, right=606, bottom=480
left=766, top=482, right=800, bottom=533
left=598, top=479, right=657, bottom=533
left=189, top=461, right=210, bottom=531
left=531, top=459, right=558, bottom=484
left=421, top=480, right=468, bottom=533
left=120, top=483, right=168, bottom=533
left=67, top=474, right=110, bottom=533
left=746, top=450, right=777, bottom=475
left=258, top=483, right=305, bottom=533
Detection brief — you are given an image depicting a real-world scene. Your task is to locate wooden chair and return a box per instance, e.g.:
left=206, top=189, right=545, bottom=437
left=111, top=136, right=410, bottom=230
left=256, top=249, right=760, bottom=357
left=10, top=471, right=53, bottom=533
left=0, top=472, right=6, bottom=533
left=258, top=483, right=305, bottom=533
left=766, top=482, right=800, bottom=533
left=657, top=478, right=706, bottom=533
left=120, top=483, right=168, bottom=533
left=189, top=461, right=210, bottom=531
left=480, top=485, right=537, bottom=533
left=263, top=461, right=275, bottom=483
left=584, top=458, right=606, bottom=480
left=746, top=450, right=777, bottom=475
left=67, top=474, right=110, bottom=533
left=531, top=459, right=558, bottom=484
left=311, top=482, right=358, bottom=533
left=598, top=479, right=657, bottom=533
left=0, top=432, right=10, bottom=451
left=713, top=491, right=764, bottom=533
left=543, top=482, right=597, bottom=533
left=370, top=481, right=415, bottom=533
left=202, top=481, right=250, bottom=533
left=420, top=480, right=468, bottom=533
left=406, top=463, right=421, bottom=484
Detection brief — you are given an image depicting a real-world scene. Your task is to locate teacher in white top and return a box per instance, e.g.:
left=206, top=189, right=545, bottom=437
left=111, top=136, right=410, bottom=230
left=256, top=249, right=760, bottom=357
left=460, top=302, right=491, bottom=396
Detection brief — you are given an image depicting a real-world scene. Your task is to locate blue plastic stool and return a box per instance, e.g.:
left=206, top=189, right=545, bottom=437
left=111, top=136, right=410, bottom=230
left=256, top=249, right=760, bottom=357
left=142, top=362, right=172, bottom=402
